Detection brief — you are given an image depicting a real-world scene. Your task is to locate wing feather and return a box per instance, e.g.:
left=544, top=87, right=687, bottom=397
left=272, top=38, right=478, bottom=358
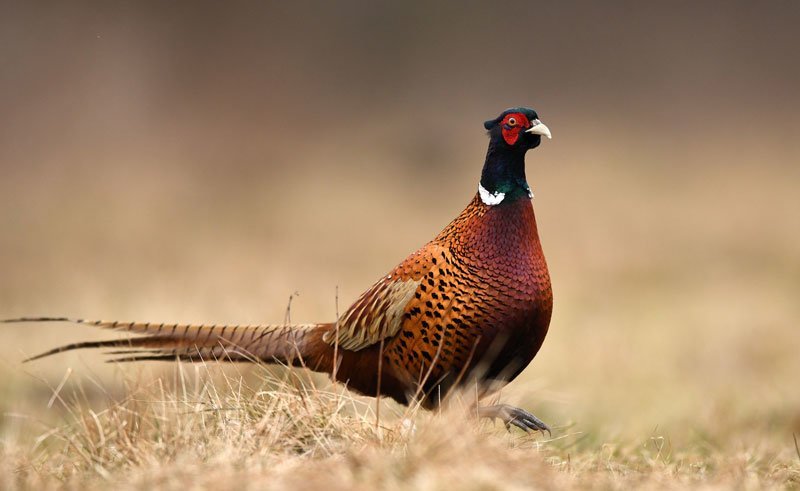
left=323, top=244, right=447, bottom=351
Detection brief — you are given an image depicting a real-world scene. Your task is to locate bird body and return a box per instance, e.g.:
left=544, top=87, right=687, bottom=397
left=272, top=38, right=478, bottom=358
left=3, top=107, right=555, bottom=432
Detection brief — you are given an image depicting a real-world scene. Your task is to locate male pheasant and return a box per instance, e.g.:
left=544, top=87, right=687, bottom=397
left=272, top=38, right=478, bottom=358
left=3, top=107, right=554, bottom=433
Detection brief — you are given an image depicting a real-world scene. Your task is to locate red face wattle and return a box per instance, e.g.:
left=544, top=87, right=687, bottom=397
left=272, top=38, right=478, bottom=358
left=500, top=112, right=533, bottom=146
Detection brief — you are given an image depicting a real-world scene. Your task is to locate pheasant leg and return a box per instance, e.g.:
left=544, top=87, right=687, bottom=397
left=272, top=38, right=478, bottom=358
left=478, top=404, right=551, bottom=435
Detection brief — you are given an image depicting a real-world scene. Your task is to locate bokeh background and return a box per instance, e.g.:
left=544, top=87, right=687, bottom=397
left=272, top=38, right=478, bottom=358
left=1, top=0, right=798, bottom=456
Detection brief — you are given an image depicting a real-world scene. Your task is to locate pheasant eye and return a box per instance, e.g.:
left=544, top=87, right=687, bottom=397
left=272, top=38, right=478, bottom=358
left=507, top=117, right=517, bottom=126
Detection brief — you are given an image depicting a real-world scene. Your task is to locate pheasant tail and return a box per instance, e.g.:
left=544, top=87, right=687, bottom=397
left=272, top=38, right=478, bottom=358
left=1, top=317, right=334, bottom=369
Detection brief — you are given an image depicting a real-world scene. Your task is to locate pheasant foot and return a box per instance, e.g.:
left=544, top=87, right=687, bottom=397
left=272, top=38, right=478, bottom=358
left=478, top=404, right=551, bottom=435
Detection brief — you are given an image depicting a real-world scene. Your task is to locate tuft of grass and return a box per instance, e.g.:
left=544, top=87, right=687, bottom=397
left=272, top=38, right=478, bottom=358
left=795, top=433, right=800, bottom=462
left=2, top=363, right=799, bottom=490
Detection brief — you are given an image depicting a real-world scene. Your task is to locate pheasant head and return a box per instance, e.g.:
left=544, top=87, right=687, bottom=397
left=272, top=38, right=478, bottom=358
left=479, top=107, right=552, bottom=206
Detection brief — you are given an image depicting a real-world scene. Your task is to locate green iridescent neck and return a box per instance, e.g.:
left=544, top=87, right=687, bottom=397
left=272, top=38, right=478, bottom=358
left=478, top=139, right=531, bottom=205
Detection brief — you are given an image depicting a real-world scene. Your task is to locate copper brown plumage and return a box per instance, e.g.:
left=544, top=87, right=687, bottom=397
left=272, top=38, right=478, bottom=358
left=2, top=107, right=555, bottom=433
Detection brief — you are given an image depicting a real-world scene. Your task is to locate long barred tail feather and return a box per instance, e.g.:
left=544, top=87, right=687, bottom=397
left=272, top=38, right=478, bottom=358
left=1, top=317, right=333, bottom=367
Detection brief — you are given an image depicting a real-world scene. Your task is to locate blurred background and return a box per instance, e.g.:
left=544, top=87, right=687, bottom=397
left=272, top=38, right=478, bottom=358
left=1, top=0, right=798, bottom=447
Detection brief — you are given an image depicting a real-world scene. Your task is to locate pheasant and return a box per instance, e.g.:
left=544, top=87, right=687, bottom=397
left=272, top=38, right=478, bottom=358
left=3, top=107, right=554, bottom=433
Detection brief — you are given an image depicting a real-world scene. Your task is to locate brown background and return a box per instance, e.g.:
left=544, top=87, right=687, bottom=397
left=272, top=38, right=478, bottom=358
left=1, top=1, right=798, bottom=440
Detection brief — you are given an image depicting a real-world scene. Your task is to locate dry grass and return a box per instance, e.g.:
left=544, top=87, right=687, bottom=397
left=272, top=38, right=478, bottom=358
left=1, top=363, right=798, bottom=490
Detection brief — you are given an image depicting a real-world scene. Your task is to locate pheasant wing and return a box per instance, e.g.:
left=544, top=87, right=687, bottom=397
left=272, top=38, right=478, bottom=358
left=323, top=243, right=447, bottom=351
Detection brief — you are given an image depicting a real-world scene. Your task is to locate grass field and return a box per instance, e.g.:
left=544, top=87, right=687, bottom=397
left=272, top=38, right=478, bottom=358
left=1, top=120, right=798, bottom=489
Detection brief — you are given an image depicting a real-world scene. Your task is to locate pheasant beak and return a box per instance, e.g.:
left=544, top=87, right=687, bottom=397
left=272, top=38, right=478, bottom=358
left=526, top=119, right=552, bottom=140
